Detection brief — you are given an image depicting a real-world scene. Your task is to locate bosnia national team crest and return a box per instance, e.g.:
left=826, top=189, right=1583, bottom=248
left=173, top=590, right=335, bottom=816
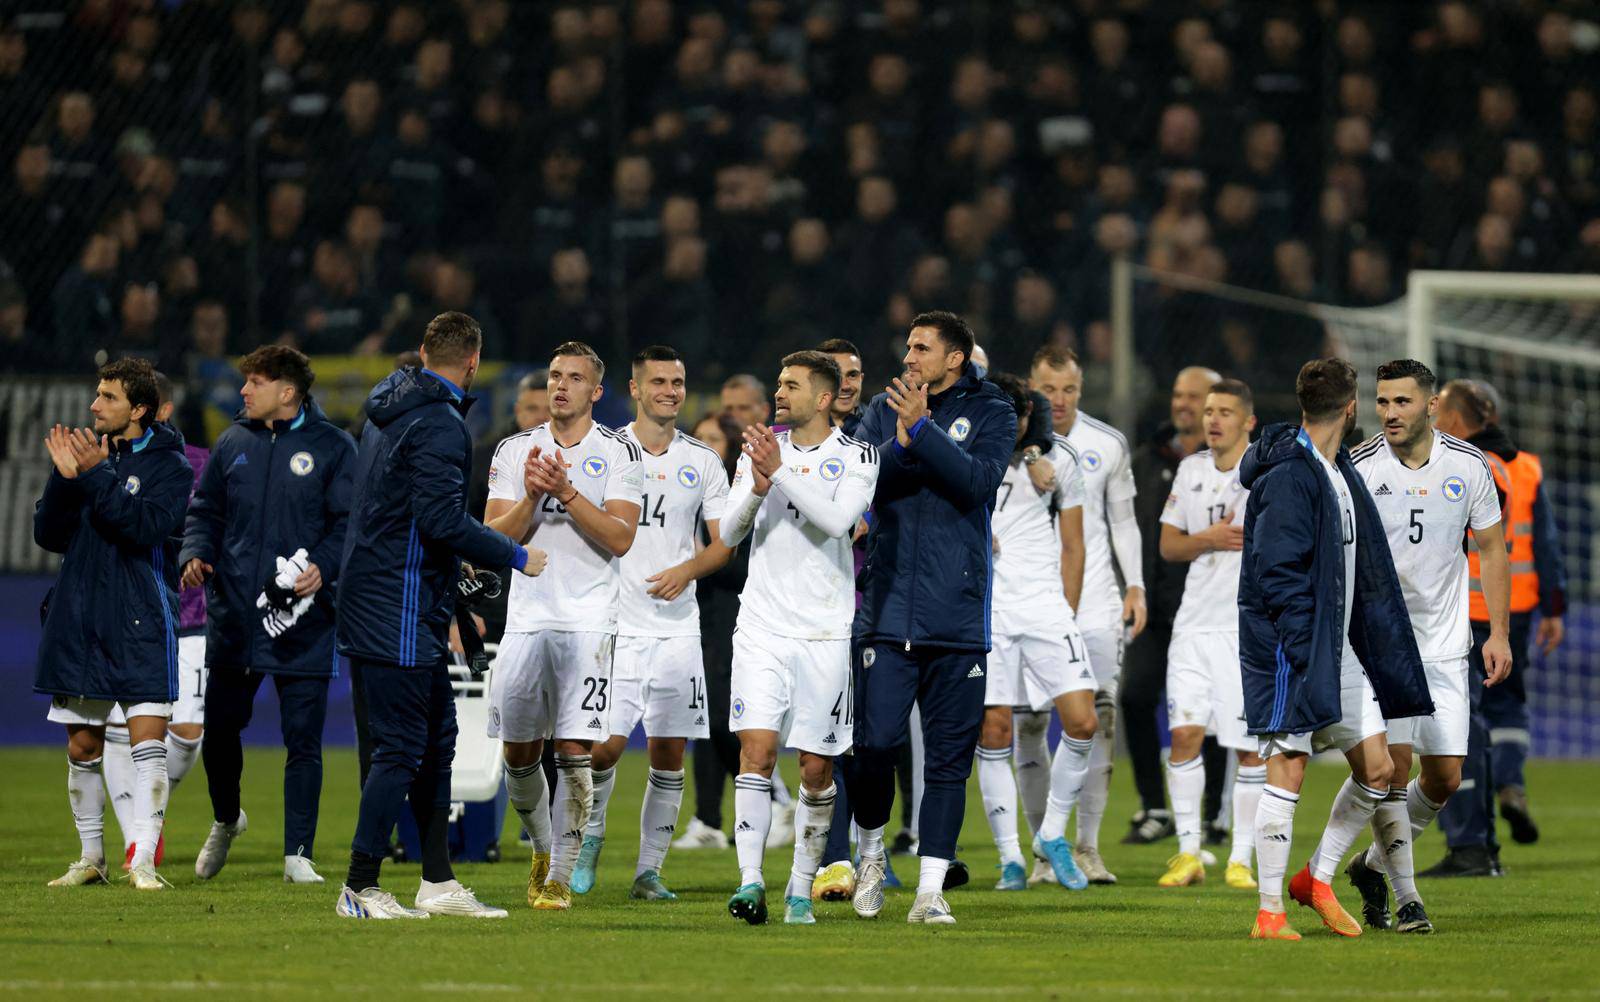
left=863, top=648, right=876, bottom=668
left=124, top=476, right=141, bottom=495
left=949, top=417, right=972, bottom=442
left=819, top=457, right=845, bottom=481
left=677, top=464, right=698, bottom=488
left=1081, top=449, right=1103, bottom=472
left=1442, top=475, right=1466, bottom=502
left=731, top=697, right=745, bottom=719
left=289, top=451, right=315, bottom=476
left=582, top=456, right=608, bottom=478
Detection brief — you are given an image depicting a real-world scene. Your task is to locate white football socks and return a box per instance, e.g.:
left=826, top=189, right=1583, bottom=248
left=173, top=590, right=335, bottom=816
left=1040, top=734, right=1094, bottom=842
left=586, top=766, right=617, bottom=839
left=1230, top=764, right=1266, bottom=867
left=917, top=856, right=950, bottom=896
left=102, top=726, right=136, bottom=850
left=548, top=753, right=593, bottom=884
left=1366, top=777, right=1442, bottom=908
left=1012, top=710, right=1051, bottom=837
left=787, top=782, right=835, bottom=899
left=129, top=739, right=169, bottom=868
left=1255, top=784, right=1299, bottom=912
left=976, top=745, right=1024, bottom=866
left=1075, top=729, right=1113, bottom=852
left=733, top=773, right=773, bottom=887
left=165, top=731, right=202, bottom=787
left=1167, top=754, right=1207, bottom=856
left=504, top=760, right=553, bottom=854
left=67, top=756, right=106, bottom=863
left=857, top=823, right=886, bottom=862
left=1312, top=776, right=1386, bottom=883
left=637, top=768, right=684, bottom=877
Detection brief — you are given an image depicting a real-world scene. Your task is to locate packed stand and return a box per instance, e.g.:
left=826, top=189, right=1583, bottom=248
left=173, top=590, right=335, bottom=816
left=1, top=0, right=1596, bottom=395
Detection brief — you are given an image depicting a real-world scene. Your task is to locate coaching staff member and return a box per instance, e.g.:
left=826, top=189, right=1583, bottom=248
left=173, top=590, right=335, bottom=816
left=334, top=312, right=546, bottom=919
left=181, top=346, right=355, bottom=885
left=849, top=311, right=1015, bottom=926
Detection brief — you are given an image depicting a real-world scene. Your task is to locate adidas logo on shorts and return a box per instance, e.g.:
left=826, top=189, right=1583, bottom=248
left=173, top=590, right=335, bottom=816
left=1080, top=669, right=1092, bottom=679
left=587, top=716, right=603, bottom=729
left=967, top=664, right=985, bottom=678
left=822, top=733, right=837, bottom=744
left=694, top=715, right=705, bottom=725
left=1375, top=483, right=1392, bottom=496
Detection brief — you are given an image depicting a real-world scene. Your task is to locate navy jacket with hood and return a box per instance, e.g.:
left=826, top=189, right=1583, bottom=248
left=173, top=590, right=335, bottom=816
left=34, top=422, right=192, bottom=703
left=179, top=397, right=356, bottom=676
left=337, top=367, right=521, bottom=668
left=1238, top=423, right=1432, bottom=736
left=855, top=364, right=1016, bottom=652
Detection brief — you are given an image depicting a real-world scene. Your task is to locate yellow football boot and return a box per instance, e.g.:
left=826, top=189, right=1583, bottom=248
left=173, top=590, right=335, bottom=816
left=1157, top=852, right=1206, bottom=887
left=1225, top=861, right=1258, bottom=889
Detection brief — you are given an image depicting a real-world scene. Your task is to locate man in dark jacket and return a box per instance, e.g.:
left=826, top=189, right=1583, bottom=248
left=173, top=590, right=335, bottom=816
left=180, top=346, right=356, bottom=885
left=35, top=357, right=192, bottom=891
left=1237, top=358, right=1430, bottom=942
left=847, top=311, right=1016, bottom=925
left=334, top=311, right=544, bottom=919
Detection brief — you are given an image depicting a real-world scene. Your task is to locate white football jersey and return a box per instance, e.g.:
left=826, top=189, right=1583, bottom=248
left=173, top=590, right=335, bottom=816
left=1312, top=442, right=1358, bottom=660
left=723, top=428, right=878, bottom=641
left=1161, top=450, right=1249, bottom=633
left=1351, top=429, right=1501, bottom=662
left=617, top=426, right=730, bottom=639
left=1064, top=411, right=1138, bottom=631
left=993, top=435, right=1085, bottom=638
left=488, top=420, right=645, bottom=634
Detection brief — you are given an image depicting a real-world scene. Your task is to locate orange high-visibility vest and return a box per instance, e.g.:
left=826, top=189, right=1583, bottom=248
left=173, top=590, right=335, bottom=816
left=1469, top=449, right=1542, bottom=620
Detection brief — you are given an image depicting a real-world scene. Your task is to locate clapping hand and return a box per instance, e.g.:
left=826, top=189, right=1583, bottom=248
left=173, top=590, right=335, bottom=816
left=44, top=425, right=108, bottom=479
left=885, top=376, right=930, bottom=448
left=742, top=424, right=781, bottom=495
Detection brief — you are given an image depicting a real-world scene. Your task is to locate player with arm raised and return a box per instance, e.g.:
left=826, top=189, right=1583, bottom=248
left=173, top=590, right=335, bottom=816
left=485, top=341, right=643, bottom=911
left=570, top=346, right=733, bottom=902
left=720, top=351, right=879, bottom=926
left=1156, top=378, right=1265, bottom=890
left=1342, top=360, right=1510, bottom=934
left=977, top=373, right=1099, bottom=892
left=1029, top=345, right=1145, bottom=884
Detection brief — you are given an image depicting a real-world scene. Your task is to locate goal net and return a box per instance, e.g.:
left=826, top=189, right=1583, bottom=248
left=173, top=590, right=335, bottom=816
left=1115, top=264, right=1599, bottom=758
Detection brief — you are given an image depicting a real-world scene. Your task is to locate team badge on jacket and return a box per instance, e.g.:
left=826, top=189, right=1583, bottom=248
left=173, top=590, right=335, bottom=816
left=949, top=417, right=972, bottom=441
left=290, top=451, right=315, bottom=476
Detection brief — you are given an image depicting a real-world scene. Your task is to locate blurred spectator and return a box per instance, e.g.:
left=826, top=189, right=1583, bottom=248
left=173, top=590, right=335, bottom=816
left=291, top=240, right=381, bottom=354
left=628, top=235, right=715, bottom=365
left=51, top=227, right=120, bottom=367
left=526, top=248, right=608, bottom=358
left=0, top=278, right=50, bottom=372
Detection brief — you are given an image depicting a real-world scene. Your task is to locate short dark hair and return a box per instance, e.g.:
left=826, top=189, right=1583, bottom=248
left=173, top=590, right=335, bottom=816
left=780, top=349, right=841, bottom=398
left=552, top=340, right=605, bottom=381
left=632, top=345, right=682, bottom=371
left=98, top=357, right=160, bottom=423
left=153, top=369, right=173, bottom=407
left=1031, top=344, right=1080, bottom=371
left=1441, top=378, right=1494, bottom=429
left=239, top=345, right=315, bottom=399
left=1208, top=377, right=1254, bottom=410
left=1375, top=358, right=1437, bottom=393
left=910, top=310, right=975, bottom=363
left=989, top=372, right=1032, bottom=419
left=422, top=311, right=483, bottom=367
left=816, top=338, right=861, bottom=358
left=1295, top=357, right=1358, bottom=421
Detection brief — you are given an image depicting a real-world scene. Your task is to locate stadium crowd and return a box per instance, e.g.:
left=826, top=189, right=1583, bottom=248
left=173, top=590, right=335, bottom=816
left=1, top=0, right=1598, bottom=393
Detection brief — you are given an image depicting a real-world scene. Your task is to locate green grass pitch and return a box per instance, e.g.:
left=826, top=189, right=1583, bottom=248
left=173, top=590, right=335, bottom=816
left=2, top=747, right=1596, bottom=1000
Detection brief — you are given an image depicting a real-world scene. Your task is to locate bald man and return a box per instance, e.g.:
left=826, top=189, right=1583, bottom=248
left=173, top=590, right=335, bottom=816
left=1122, top=366, right=1226, bottom=845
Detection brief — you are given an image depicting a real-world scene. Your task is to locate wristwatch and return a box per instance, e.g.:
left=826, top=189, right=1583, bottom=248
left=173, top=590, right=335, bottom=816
left=1022, top=445, right=1043, bottom=466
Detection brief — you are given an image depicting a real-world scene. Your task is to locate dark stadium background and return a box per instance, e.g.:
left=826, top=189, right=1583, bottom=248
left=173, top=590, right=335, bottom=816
left=0, top=0, right=1594, bottom=754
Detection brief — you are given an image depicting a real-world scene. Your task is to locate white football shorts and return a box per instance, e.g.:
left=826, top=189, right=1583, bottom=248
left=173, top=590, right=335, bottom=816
left=1385, top=657, right=1469, bottom=757
left=987, top=626, right=1097, bottom=710
left=488, top=630, right=614, bottom=743
left=608, top=634, right=710, bottom=740
left=1166, top=630, right=1251, bottom=751
left=729, top=624, right=851, bottom=756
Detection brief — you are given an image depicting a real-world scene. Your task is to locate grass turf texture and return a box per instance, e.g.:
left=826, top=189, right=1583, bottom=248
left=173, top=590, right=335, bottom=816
left=2, top=749, right=1596, bottom=1001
